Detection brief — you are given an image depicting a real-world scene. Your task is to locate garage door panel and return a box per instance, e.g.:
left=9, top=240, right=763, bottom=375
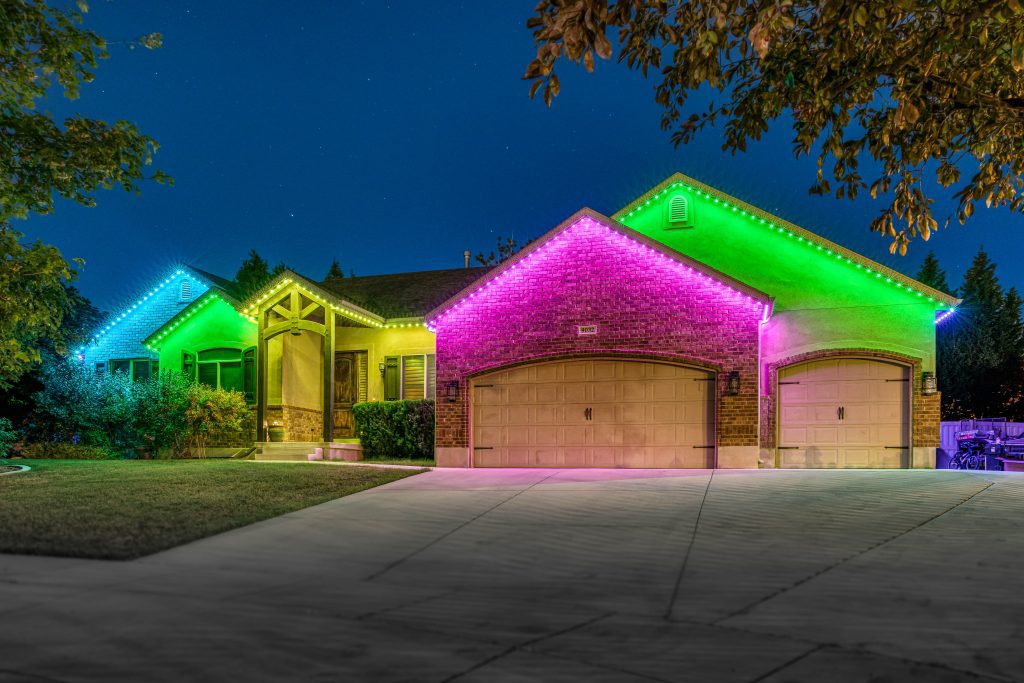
left=472, top=359, right=714, bottom=468
left=779, top=358, right=908, bottom=469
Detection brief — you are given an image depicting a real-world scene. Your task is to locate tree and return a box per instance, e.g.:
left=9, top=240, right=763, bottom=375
left=270, top=261, right=288, bottom=277
left=941, top=249, right=1015, bottom=419
left=325, top=259, right=346, bottom=280
left=916, top=252, right=954, bottom=295
left=234, top=249, right=271, bottom=299
left=0, top=1, right=163, bottom=386
left=524, top=1, right=1024, bottom=254
left=475, top=235, right=529, bottom=266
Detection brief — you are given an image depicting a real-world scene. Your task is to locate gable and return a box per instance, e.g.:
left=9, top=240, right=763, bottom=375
left=79, top=267, right=217, bottom=364
left=143, top=290, right=254, bottom=352
left=614, top=174, right=959, bottom=313
left=428, top=209, right=770, bottom=333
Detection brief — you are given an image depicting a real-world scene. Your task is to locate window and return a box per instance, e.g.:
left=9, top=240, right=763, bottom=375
left=385, top=354, right=438, bottom=401
left=668, top=194, right=690, bottom=226
left=95, top=363, right=106, bottom=375
left=196, top=348, right=245, bottom=393
left=109, top=359, right=152, bottom=381
left=179, top=278, right=192, bottom=301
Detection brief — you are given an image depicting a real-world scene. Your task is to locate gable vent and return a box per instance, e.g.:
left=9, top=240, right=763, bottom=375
left=668, top=195, right=690, bottom=226
left=179, top=278, right=192, bottom=301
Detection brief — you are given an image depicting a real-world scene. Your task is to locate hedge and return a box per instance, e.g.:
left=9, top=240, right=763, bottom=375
left=353, top=400, right=435, bottom=460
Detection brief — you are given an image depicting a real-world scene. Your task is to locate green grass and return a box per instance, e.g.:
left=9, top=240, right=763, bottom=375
left=0, top=459, right=423, bottom=560
left=360, top=457, right=435, bottom=467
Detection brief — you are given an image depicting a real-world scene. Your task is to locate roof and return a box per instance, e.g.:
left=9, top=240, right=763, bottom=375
left=320, top=267, right=492, bottom=319
left=614, top=173, right=961, bottom=308
left=426, top=208, right=773, bottom=322
left=187, top=265, right=241, bottom=299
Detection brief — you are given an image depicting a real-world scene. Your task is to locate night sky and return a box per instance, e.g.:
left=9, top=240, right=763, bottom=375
left=27, top=1, right=1022, bottom=311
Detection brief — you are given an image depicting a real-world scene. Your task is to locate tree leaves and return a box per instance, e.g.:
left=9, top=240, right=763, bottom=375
left=523, top=0, right=1024, bottom=252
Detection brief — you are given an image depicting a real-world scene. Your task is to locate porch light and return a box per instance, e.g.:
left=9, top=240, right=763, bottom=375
left=379, top=362, right=386, bottom=378
left=922, top=371, right=937, bottom=395
left=727, top=371, right=741, bottom=396
left=445, top=380, right=460, bottom=403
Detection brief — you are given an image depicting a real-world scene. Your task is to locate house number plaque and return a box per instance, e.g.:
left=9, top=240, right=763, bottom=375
left=577, top=324, right=598, bottom=335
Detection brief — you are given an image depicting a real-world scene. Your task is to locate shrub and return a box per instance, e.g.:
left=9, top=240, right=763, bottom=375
left=353, top=400, right=435, bottom=459
left=31, top=359, right=253, bottom=457
left=20, top=442, right=120, bottom=460
left=0, top=417, right=17, bottom=457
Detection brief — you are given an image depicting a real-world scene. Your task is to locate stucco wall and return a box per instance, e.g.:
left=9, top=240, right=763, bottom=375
left=82, top=270, right=211, bottom=369
left=432, top=216, right=763, bottom=465
left=282, top=331, right=323, bottom=411
left=155, top=296, right=256, bottom=374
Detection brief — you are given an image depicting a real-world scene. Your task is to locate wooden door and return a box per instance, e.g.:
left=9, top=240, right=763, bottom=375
left=333, top=352, right=359, bottom=438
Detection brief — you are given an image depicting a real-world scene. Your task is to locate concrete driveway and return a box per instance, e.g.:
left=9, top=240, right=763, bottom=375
left=2, top=467, right=1022, bottom=682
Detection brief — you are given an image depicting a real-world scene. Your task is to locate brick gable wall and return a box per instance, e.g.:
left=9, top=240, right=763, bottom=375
left=433, top=217, right=763, bottom=457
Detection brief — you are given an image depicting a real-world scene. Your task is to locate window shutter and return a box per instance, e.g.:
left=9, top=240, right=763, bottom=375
left=357, top=351, right=368, bottom=403
left=243, top=347, right=256, bottom=403
left=426, top=354, right=436, bottom=400
left=183, top=351, right=195, bottom=379
left=383, top=356, right=400, bottom=401
left=669, top=195, right=689, bottom=225
left=402, top=355, right=425, bottom=400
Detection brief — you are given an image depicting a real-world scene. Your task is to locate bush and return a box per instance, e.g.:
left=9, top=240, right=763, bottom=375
left=30, top=358, right=253, bottom=457
left=353, top=400, right=435, bottom=459
left=20, top=442, right=120, bottom=460
left=0, top=417, right=17, bottom=457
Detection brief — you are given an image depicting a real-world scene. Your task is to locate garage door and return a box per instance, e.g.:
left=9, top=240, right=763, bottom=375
left=471, top=359, right=714, bottom=468
left=778, top=358, right=909, bottom=468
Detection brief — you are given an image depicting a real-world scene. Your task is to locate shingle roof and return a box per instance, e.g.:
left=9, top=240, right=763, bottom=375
left=320, top=267, right=492, bottom=319
left=187, top=265, right=241, bottom=299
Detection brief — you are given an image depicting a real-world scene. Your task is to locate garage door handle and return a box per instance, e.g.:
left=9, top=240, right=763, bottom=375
left=884, top=446, right=908, bottom=449
left=778, top=446, right=799, bottom=450
left=473, top=446, right=493, bottom=450
left=692, top=445, right=715, bottom=449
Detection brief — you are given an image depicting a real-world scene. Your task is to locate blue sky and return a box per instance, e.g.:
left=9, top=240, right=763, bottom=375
left=26, top=1, right=1021, bottom=310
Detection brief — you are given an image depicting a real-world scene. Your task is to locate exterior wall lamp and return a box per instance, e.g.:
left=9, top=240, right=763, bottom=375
left=445, top=380, right=461, bottom=403
left=379, top=362, right=386, bottom=378
left=727, top=371, right=741, bottom=396
left=922, top=371, right=937, bottom=395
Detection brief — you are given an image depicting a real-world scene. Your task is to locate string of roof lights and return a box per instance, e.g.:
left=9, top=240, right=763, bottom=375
left=243, top=278, right=385, bottom=328
left=77, top=269, right=196, bottom=355
left=427, top=216, right=769, bottom=332
left=619, top=181, right=953, bottom=308
left=144, top=292, right=255, bottom=352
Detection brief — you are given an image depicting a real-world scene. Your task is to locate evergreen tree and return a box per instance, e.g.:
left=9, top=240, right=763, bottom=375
left=995, top=287, right=1024, bottom=419
left=942, top=249, right=1009, bottom=419
left=916, top=251, right=953, bottom=295
left=234, top=250, right=271, bottom=299
left=270, top=261, right=288, bottom=277
left=325, top=259, right=345, bottom=280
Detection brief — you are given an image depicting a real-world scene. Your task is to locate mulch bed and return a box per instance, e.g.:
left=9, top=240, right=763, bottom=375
left=0, top=465, right=24, bottom=474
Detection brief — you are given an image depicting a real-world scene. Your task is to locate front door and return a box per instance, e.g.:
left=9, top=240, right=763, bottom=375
left=333, top=352, right=359, bottom=438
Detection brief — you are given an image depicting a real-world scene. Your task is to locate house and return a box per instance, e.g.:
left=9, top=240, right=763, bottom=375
left=81, top=172, right=958, bottom=469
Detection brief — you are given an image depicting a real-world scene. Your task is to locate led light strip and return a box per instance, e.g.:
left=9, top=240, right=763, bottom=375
left=427, top=217, right=765, bottom=332
left=620, top=181, right=945, bottom=306
left=243, top=278, right=384, bottom=328
left=78, top=269, right=197, bottom=355
left=935, top=308, right=957, bottom=325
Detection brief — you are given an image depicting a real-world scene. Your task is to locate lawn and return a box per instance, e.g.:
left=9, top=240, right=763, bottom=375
left=0, top=459, right=423, bottom=560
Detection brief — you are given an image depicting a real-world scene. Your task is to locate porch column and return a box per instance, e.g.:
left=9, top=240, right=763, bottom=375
left=322, top=309, right=335, bottom=442
left=256, top=312, right=267, bottom=442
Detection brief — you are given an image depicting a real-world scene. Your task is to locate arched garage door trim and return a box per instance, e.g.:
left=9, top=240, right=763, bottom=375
left=468, top=353, right=719, bottom=468
left=767, top=349, right=920, bottom=469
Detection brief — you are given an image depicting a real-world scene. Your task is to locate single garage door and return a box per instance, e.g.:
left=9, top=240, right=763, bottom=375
left=471, top=359, right=714, bottom=468
left=778, top=358, right=909, bottom=468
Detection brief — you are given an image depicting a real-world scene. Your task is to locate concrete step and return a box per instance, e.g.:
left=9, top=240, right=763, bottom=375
left=255, top=441, right=364, bottom=462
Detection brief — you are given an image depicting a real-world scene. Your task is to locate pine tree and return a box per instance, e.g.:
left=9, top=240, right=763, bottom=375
left=325, top=259, right=345, bottom=280
left=234, top=250, right=271, bottom=299
left=270, top=261, right=288, bottom=277
left=916, top=251, right=953, bottom=295
left=995, top=287, right=1024, bottom=419
left=942, top=249, right=1007, bottom=419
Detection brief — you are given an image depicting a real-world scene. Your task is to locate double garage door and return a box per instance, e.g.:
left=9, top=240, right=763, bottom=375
left=471, top=359, right=714, bottom=468
left=778, top=358, right=910, bottom=468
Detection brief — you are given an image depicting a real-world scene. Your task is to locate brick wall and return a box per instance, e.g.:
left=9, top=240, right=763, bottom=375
left=266, top=404, right=323, bottom=442
left=761, top=348, right=939, bottom=450
left=81, top=270, right=211, bottom=369
left=433, top=216, right=763, bottom=452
